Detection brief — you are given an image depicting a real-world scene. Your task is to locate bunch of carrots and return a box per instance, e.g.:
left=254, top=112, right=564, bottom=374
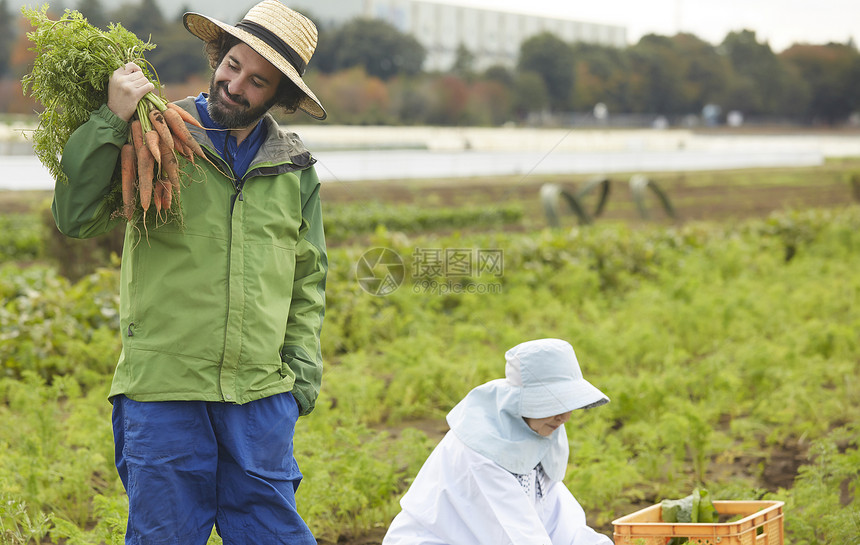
left=22, top=6, right=214, bottom=225
left=121, top=91, right=206, bottom=222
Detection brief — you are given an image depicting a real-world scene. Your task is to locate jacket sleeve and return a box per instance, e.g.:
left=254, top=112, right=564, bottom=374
left=542, top=482, right=614, bottom=545
left=281, top=163, right=327, bottom=416
left=52, top=104, right=128, bottom=239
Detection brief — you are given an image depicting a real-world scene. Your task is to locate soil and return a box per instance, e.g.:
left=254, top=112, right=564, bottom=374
left=4, top=169, right=857, bottom=223
left=319, top=169, right=859, bottom=234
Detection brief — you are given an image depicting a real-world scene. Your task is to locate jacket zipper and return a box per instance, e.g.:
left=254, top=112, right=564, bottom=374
left=231, top=178, right=245, bottom=212
left=226, top=136, right=243, bottom=211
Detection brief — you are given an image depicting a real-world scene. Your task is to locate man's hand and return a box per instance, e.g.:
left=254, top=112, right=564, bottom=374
left=107, top=62, right=155, bottom=122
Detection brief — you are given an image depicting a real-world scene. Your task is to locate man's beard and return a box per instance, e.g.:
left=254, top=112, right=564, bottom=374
left=207, top=78, right=276, bottom=129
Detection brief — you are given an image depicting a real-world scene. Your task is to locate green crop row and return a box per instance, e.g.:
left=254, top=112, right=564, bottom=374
left=0, top=213, right=43, bottom=263
left=323, top=201, right=523, bottom=241
left=1, top=205, right=859, bottom=544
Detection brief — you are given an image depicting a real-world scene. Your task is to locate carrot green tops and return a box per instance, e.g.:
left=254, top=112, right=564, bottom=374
left=52, top=98, right=327, bottom=415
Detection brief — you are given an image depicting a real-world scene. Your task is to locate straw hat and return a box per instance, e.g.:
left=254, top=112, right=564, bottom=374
left=183, top=0, right=326, bottom=120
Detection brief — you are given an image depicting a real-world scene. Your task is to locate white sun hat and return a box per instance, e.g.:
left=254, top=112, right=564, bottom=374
left=447, top=338, right=609, bottom=480
left=505, top=338, right=609, bottom=418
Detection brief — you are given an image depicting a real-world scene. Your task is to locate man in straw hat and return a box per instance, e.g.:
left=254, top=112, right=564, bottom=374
left=382, top=339, right=614, bottom=545
left=52, top=1, right=327, bottom=543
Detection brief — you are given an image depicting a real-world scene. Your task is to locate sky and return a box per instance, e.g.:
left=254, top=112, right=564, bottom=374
left=453, top=0, right=859, bottom=52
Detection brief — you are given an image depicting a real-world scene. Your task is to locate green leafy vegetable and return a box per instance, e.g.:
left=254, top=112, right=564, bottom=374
left=20, top=4, right=159, bottom=185
left=661, top=488, right=719, bottom=545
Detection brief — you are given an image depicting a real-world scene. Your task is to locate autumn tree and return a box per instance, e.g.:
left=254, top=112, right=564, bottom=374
left=781, top=43, right=860, bottom=124
left=426, top=74, right=470, bottom=125
left=308, top=66, right=392, bottom=124
left=569, top=43, right=630, bottom=112
left=9, top=11, right=38, bottom=80
left=467, top=79, right=513, bottom=125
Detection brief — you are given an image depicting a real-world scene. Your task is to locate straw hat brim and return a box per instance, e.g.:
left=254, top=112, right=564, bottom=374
left=184, top=12, right=327, bottom=120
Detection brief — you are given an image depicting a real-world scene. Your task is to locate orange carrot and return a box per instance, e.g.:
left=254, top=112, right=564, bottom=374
left=174, top=138, right=193, bottom=163
left=130, top=119, right=153, bottom=211
left=160, top=178, right=173, bottom=211
left=130, top=119, right=144, bottom=152
left=120, top=142, right=136, bottom=221
left=153, top=176, right=163, bottom=213
left=136, top=142, right=155, bottom=213
left=148, top=108, right=175, bottom=152
left=170, top=131, right=191, bottom=161
left=157, top=130, right=181, bottom=195
left=162, top=107, right=206, bottom=160
left=144, top=129, right=162, bottom=169
left=166, top=102, right=204, bottom=129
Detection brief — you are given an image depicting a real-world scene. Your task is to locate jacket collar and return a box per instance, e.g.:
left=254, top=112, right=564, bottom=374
left=173, top=96, right=315, bottom=174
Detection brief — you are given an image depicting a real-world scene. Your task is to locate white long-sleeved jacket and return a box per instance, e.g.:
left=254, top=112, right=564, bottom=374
left=382, top=433, right=613, bottom=545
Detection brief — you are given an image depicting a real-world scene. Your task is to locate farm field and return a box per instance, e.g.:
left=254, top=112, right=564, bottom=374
left=1, top=160, right=859, bottom=545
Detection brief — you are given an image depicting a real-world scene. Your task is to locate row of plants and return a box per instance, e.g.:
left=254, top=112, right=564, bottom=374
left=0, top=200, right=523, bottom=280
left=323, top=201, right=523, bottom=241
left=2, top=202, right=859, bottom=543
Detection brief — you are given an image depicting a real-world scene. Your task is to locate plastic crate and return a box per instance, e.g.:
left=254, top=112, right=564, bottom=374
left=612, top=500, right=784, bottom=545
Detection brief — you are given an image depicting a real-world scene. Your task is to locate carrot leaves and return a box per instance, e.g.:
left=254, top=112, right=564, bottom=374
left=21, top=5, right=158, bottom=185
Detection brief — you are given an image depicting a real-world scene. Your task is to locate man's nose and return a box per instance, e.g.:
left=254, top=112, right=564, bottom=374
left=226, top=78, right=245, bottom=97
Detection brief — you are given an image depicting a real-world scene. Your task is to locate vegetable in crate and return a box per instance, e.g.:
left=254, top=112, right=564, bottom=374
left=661, top=487, right=719, bottom=545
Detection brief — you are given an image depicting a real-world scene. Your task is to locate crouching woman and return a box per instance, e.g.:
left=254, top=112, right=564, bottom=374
left=383, top=338, right=614, bottom=545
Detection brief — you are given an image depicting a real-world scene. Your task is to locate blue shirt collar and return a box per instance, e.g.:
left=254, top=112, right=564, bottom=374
left=194, top=93, right=268, bottom=179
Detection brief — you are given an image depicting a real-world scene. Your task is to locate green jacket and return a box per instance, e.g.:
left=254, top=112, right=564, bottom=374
left=52, top=97, right=327, bottom=415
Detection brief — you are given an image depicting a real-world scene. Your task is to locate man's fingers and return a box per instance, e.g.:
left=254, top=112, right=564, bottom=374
left=128, top=71, right=153, bottom=88
left=107, top=63, right=155, bottom=121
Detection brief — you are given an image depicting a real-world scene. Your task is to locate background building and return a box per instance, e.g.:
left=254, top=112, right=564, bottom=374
left=295, top=0, right=627, bottom=71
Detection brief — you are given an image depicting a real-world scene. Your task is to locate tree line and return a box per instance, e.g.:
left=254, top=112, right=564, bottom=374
left=1, top=0, right=859, bottom=126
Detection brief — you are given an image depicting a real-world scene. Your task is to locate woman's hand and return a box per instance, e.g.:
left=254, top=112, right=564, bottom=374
left=107, top=62, right=155, bottom=121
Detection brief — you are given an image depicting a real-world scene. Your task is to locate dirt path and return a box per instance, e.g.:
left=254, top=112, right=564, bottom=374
left=320, top=170, right=858, bottom=229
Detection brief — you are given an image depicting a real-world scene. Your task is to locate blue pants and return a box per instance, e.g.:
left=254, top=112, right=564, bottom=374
left=112, top=393, right=316, bottom=545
